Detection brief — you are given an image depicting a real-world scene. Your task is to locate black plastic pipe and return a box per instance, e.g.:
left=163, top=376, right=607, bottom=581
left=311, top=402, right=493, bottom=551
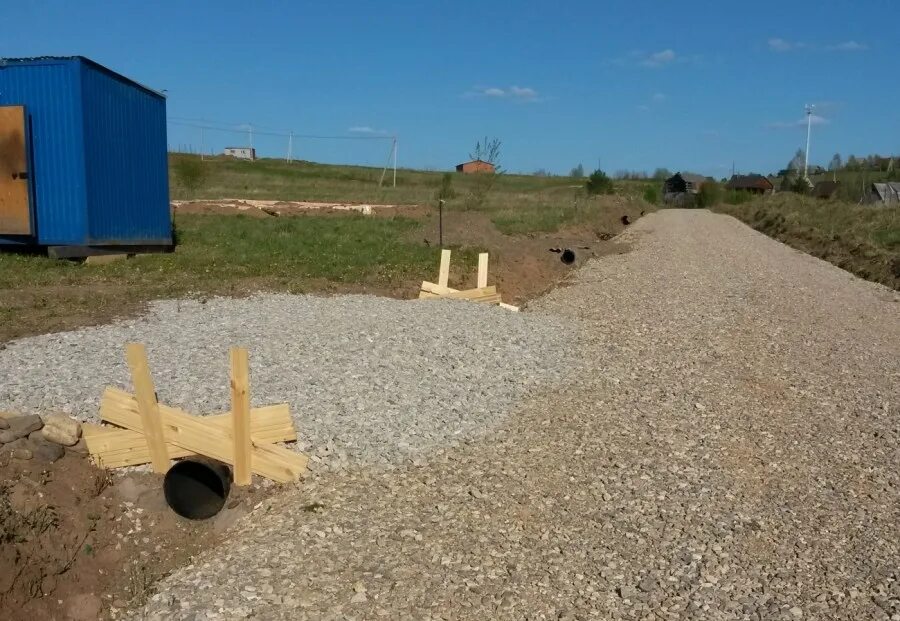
left=163, top=459, right=232, bottom=520
left=561, top=249, right=576, bottom=265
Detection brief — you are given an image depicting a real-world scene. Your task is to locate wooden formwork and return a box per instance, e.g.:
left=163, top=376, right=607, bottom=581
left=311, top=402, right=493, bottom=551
left=84, top=343, right=308, bottom=484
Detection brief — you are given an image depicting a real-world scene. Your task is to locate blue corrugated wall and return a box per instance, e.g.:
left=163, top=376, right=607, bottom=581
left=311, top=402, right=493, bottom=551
left=80, top=61, right=170, bottom=244
left=0, top=59, right=89, bottom=244
left=0, top=57, right=170, bottom=247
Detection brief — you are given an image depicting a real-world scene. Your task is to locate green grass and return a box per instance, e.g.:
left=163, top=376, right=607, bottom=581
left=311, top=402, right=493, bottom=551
left=0, top=213, right=464, bottom=342
left=2, top=156, right=654, bottom=342
left=170, top=154, right=581, bottom=204
left=0, top=213, right=438, bottom=291
left=715, top=194, right=900, bottom=289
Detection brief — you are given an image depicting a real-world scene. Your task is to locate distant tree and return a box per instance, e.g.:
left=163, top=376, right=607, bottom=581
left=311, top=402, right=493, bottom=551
left=695, top=181, right=721, bottom=208
left=791, top=175, right=811, bottom=195
left=436, top=172, right=456, bottom=200
left=652, top=167, right=671, bottom=180
left=828, top=153, right=842, bottom=171
left=465, top=136, right=502, bottom=209
left=780, top=171, right=797, bottom=192
left=533, top=168, right=550, bottom=177
left=845, top=155, right=860, bottom=171
left=788, top=148, right=805, bottom=172
left=585, top=168, right=614, bottom=195
left=642, top=185, right=659, bottom=204
left=469, top=136, right=503, bottom=171
left=570, top=164, right=585, bottom=178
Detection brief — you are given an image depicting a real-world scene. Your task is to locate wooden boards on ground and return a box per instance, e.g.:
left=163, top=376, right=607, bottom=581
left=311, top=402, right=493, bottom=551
left=83, top=402, right=295, bottom=469
left=99, top=387, right=307, bottom=483
left=418, top=249, right=518, bottom=311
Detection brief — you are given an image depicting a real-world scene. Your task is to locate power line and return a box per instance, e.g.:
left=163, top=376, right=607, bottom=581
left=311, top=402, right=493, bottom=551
left=166, top=119, right=394, bottom=141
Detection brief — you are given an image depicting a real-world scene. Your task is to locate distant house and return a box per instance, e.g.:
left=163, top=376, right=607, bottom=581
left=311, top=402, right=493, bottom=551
left=869, top=182, right=900, bottom=205
left=811, top=180, right=840, bottom=199
left=456, top=159, right=495, bottom=174
left=224, top=146, right=256, bottom=161
left=725, top=174, right=774, bottom=195
left=663, top=172, right=709, bottom=204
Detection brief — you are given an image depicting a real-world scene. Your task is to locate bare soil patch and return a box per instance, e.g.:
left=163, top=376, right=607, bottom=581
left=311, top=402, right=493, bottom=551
left=0, top=449, right=272, bottom=620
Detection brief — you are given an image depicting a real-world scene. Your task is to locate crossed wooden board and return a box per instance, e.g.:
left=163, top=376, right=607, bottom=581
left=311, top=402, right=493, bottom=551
left=418, top=249, right=519, bottom=311
left=82, top=344, right=308, bottom=484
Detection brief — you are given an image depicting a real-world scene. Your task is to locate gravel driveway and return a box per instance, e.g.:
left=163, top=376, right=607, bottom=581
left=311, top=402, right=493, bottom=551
left=127, top=209, right=897, bottom=620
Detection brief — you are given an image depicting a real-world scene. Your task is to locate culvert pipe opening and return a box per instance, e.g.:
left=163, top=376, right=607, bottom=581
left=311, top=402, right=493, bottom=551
left=163, top=459, right=232, bottom=520
left=561, top=249, right=576, bottom=265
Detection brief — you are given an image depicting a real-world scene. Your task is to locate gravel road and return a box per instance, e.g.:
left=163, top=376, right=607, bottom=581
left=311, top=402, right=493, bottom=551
left=129, top=209, right=896, bottom=620
left=0, top=295, right=574, bottom=466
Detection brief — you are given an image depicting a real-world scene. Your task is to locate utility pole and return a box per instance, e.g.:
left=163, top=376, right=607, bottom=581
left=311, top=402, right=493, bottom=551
left=804, top=104, right=814, bottom=180
left=287, top=131, right=293, bottom=163
left=393, top=137, right=398, bottom=188
left=248, top=123, right=254, bottom=162
left=200, top=127, right=204, bottom=161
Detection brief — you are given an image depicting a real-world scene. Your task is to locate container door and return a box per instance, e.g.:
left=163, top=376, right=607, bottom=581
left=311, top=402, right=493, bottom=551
left=0, top=105, right=33, bottom=235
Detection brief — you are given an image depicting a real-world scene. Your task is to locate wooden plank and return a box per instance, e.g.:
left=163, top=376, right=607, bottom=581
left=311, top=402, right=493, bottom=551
left=419, top=291, right=501, bottom=304
left=440, top=285, right=496, bottom=300
left=83, top=402, right=295, bottom=468
left=420, top=283, right=495, bottom=298
left=230, top=347, right=252, bottom=486
left=100, top=388, right=307, bottom=482
left=477, top=253, right=489, bottom=289
left=498, top=302, right=520, bottom=312
left=124, top=343, right=170, bottom=474
left=420, top=281, right=458, bottom=295
left=0, top=106, right=32, bottom=235
left=438, top=249, right=451, bottom=288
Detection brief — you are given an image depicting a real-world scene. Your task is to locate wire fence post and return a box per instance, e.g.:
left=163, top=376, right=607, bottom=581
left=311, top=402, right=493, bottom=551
left=439, top=199, right=444, bottom=247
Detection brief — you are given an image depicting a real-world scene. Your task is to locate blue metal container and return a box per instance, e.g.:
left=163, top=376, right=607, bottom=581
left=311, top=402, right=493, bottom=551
left=0, top=56, right=171, bottom=252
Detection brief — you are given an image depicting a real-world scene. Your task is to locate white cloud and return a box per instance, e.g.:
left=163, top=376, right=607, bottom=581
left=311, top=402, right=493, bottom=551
left=652, top=92, right=666, bottom=102
left=828, top=40, right=868, bottom=51
left=768, top=38, right=796, bottom=52
left=768, top=38, right=868, bottom=53
left=640, top=49, right=676, bottom=67
left=766, top=115, right=830, bottom=129
left=508, top=86, right=537, bottom=99
left=637, top=104, right=650, bottom=111
left=464, top=86, right=540, bottom=101
left=348, top=126, right=387, bottom=135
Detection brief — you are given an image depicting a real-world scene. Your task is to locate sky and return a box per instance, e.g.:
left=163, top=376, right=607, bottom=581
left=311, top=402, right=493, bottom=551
left=2, top=0, right=898, bottom=177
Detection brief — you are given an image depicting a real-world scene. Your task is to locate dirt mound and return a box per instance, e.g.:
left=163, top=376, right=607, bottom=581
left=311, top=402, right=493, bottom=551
left=0, top=452, right=270, bottom=620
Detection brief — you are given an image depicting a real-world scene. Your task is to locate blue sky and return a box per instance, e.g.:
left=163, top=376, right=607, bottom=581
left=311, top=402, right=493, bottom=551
left=3, top=0, right=898, bottom=176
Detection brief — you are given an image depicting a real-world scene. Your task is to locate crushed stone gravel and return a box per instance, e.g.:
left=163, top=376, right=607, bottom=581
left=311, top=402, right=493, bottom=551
left=0, top=295, right=576, bottom=466
left=130, top=209, right=899, bottom=620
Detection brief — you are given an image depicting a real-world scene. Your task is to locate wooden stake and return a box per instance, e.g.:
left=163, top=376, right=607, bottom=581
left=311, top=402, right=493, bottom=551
left=124, top=343, right=170, bottom=474
left=230, top=347, right=252, bottom=486
left=477, top=253, right=489, bottom=289
left=438, top=249, right=451, bottom=288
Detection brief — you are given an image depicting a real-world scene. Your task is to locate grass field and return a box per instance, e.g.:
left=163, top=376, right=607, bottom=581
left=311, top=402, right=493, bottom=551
left=169, top=154, right=654, bottom=205
left=1, top=155, right=651, bottom=342
left=715, top=194, right=899, bottom=289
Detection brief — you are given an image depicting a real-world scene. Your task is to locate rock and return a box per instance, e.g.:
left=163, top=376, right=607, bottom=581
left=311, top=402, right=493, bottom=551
left=789, top=606, right=803, bottom=618
left=42, top=414, right=81, bottom=446
left=68, top=437, right=89, bottom=454
left=350, top=591, right=368, bottom=604
left=619, top=586, right=638, bottom=599
left=0, top=414, right=43, bottom=443
left=0, top=451, right=9, bottom=467
left=0, top=418, right=8, bottom=430
left=12, top=447, right=33, bottom=460
left=28, top=432, right=65, bottom=463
